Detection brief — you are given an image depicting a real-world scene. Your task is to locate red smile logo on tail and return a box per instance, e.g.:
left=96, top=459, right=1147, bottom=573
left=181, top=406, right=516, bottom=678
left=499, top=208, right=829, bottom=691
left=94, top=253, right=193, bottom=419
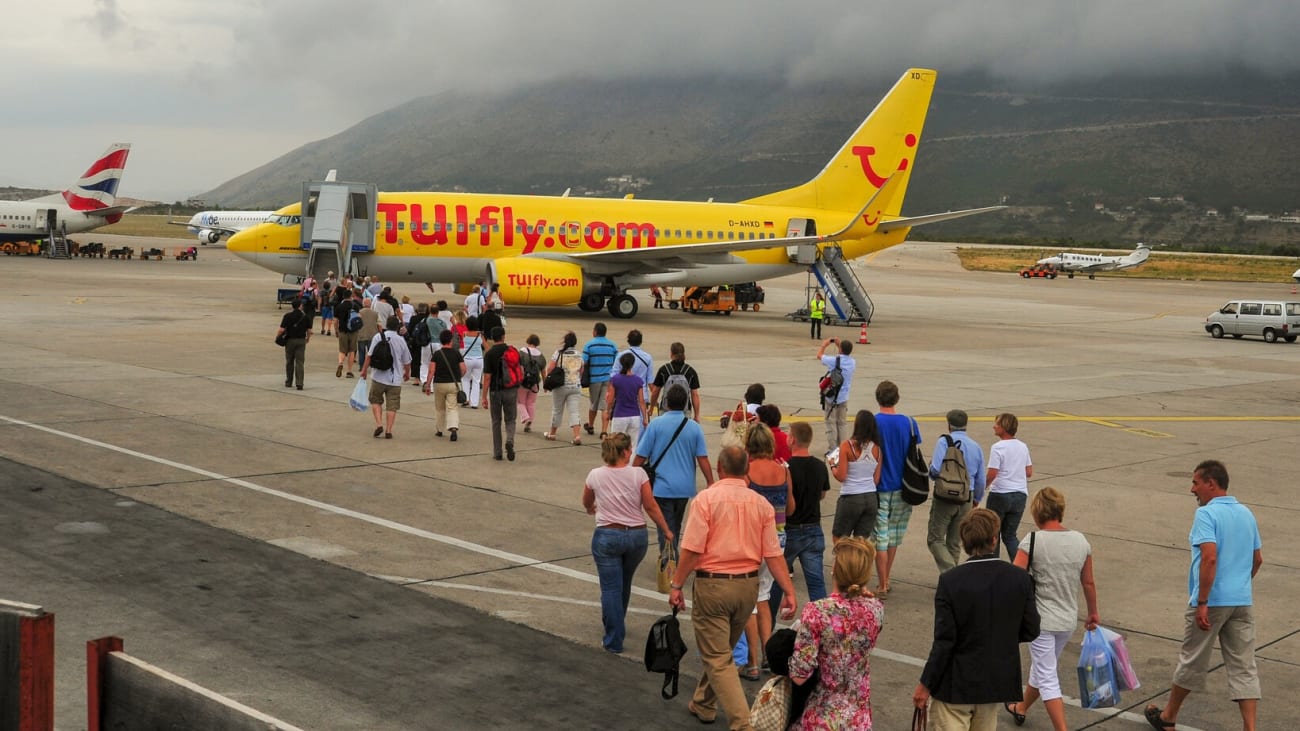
left=851, top=133, right=917, bottom=188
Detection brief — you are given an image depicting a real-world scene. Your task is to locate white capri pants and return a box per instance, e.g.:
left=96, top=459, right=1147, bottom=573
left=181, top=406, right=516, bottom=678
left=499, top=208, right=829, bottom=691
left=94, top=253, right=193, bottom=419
left=1027, top=629, right=1074, bottom=701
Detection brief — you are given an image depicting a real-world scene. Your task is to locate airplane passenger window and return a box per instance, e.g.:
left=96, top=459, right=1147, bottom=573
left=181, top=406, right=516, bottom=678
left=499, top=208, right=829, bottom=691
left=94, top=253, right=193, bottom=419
left=398, top=222, right=405, bottom=230
left=457, top=223, right=465, bottom=232
left=494, top=225, right=500, bottom=233
left=1240, top=303, right=1262, bottom=316
left=549, top=226, right=555, bottom=234
left=697, top=231, right=703, bottom=238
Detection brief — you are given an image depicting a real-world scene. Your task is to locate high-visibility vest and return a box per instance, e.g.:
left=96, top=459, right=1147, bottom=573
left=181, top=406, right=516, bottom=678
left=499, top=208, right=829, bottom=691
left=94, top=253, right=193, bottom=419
left=809, top=297, right=825, bottom=319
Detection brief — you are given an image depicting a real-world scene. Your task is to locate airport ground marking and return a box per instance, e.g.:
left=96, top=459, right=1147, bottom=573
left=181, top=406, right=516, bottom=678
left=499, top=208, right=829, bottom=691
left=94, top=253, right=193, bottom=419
left=0, top=413, right=1206, bottom=729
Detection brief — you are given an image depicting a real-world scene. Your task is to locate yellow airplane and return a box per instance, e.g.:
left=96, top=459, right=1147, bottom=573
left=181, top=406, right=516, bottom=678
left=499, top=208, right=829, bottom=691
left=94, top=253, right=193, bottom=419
left=227, top=68, right=1002, bottom=318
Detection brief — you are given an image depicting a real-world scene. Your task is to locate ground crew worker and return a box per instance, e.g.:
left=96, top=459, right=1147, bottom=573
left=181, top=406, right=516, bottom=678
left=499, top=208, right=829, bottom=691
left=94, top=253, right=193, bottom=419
left=809, top=290, right=826, bottom=339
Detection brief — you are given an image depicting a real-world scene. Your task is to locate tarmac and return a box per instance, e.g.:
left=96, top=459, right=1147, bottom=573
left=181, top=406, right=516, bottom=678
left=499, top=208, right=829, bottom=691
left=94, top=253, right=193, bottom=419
left=1, top=234, right=1297, bottom=730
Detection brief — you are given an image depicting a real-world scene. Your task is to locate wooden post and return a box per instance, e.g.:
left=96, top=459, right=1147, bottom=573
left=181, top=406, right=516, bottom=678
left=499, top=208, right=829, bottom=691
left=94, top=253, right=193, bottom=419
left=86, top=636, right=123, bottom=731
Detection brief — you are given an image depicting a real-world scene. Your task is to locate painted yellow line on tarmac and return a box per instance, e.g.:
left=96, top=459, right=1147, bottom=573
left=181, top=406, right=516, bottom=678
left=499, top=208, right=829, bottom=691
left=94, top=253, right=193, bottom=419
left=788, top=414, right=1300, bottom=424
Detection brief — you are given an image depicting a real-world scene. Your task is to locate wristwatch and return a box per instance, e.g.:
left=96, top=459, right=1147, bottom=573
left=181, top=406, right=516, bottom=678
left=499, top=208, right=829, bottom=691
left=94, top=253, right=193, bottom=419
left=670, top=583, right=683, bottom=591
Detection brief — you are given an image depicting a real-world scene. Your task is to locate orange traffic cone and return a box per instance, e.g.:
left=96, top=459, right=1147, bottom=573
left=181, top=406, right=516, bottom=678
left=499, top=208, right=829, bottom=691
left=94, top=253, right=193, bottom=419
left=1292, top=283, right=1297, bottom=295
left=858, top=323, right=870, bottom=344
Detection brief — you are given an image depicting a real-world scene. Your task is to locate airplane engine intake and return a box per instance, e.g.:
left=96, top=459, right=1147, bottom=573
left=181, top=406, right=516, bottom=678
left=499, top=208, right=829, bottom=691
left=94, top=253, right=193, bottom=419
left=198, top=229, right=221, bottom=244
left=490, top=258, right=589, bottom=306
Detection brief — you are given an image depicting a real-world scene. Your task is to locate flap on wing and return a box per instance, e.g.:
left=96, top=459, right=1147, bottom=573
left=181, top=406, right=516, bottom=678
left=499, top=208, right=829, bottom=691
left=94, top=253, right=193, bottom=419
left=876, top=205, right=1006, bottom=233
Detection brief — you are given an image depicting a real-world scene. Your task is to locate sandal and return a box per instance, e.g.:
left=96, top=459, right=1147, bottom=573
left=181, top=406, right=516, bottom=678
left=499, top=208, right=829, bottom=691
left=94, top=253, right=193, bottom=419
left=572, top=437, right=582, bottom=446
left=740, top=665, right=761, bottom=682
left=1004, top=702, right=1025, bottom=727
left=545, top=433, right=557, bottom=441
left=1144, top=705, right=1174, bottom=730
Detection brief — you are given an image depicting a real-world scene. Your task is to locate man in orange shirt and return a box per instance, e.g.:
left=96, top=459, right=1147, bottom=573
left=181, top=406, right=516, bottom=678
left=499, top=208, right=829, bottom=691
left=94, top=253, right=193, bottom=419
left=670, top=446, right=798, bottom=729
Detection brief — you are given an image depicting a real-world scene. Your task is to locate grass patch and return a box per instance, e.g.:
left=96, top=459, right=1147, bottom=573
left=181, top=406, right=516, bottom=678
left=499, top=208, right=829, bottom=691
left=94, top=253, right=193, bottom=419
left=956, top=247, right=1298, bottom=283
left=100, top=214, right=191, bottom=238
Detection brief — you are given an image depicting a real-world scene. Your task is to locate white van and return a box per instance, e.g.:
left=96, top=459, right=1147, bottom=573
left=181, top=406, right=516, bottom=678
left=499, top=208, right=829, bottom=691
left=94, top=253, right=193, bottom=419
left=1204, top=300, right=1300, bottom=343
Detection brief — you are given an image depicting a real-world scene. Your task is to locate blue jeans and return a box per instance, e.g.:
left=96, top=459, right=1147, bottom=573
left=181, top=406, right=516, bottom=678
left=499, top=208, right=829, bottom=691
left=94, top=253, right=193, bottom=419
left=592, top=526, right=648, bottom=653
left=782, top=523, right=827, bottom=602
left=986, top=491, right=1027, bottom=559
left=654, top=497, right=689, bottom=555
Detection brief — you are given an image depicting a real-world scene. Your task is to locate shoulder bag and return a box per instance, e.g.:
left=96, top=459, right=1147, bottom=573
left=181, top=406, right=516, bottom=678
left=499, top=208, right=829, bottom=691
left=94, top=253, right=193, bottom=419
left=543, top=352, right=567, bottom=392
left=437, top=348, right=468, bottom=405
left=720, top=402, right=750, bottom=450
left=644, top=415, right=689, bottom=488
left=900, top=416, right=932, bottom=506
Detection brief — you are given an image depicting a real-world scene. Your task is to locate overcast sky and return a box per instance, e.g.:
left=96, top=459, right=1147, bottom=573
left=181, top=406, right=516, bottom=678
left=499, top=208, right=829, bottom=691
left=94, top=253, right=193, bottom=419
left=4, top=0, right=1298, bottom=201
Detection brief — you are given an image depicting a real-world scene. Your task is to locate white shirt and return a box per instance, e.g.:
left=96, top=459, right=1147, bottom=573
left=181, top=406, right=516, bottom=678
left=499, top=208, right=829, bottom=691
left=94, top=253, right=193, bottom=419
left=366, top=331, right=412, bottom=386
left=399, top=303, right=415, bottom=324
left=437, top=310, right=454, bottom=329
left=988, top=438, right=1032, bottom=494
left=464, top=290, right=484, bottom=317
left=372, top=298, right=395, bottom=322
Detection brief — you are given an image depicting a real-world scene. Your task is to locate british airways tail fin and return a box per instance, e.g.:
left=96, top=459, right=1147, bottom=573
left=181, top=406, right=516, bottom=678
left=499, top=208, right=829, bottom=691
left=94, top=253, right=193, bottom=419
left=32, top=144, right=132, bottom=211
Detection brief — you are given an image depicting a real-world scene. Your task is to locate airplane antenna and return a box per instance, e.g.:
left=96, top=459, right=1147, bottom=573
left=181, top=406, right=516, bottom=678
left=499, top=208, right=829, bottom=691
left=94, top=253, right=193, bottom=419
left=562, top=188, right=571, bottom=198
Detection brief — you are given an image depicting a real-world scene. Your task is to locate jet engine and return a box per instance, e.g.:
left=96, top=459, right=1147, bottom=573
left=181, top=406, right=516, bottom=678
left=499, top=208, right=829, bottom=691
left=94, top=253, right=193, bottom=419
left=197, top=229, right=221, bottom=244
left=489, top=257, right=592, bottom=306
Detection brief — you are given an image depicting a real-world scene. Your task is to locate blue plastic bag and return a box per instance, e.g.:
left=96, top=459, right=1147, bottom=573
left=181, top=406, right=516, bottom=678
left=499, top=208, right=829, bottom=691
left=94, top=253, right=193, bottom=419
left=348, top=378, right=369, bottom=412
left=1077, top=628, right=1120, bottom=708
left=733, top=632, right=749, bottom=668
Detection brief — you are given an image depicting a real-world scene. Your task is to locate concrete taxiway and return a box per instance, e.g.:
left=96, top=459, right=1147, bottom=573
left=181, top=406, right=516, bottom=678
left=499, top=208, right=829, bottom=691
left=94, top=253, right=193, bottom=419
left=1, top=234, right=1296, bottom=729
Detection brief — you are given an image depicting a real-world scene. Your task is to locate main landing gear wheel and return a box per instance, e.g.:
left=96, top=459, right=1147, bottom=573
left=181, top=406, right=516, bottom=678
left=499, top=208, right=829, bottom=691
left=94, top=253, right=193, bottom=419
left=577, top=293, right=604, bottom=312
left=608, top=294, right=638, bottom=319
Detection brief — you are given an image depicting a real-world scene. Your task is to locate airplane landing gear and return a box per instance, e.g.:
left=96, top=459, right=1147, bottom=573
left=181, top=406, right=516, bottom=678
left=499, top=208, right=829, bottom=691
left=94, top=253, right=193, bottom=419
left=608, top=293, right=638, bottom=319
left=1088, top=273, right=1096, bottom=280
left=577, top=293, right=604, bottom=312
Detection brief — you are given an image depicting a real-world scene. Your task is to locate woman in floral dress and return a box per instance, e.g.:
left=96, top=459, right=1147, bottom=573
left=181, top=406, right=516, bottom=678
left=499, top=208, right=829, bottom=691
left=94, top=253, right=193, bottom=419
left=788, top=536, right=884, bottom=729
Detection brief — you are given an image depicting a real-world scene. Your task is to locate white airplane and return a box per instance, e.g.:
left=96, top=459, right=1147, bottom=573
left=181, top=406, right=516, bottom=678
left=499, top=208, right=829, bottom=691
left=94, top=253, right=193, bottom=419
left=0, top=144, right=132, bottom=243
left=170, top=210, right=274, bottom=244
left=1036, top=243, right=1151, bottom=279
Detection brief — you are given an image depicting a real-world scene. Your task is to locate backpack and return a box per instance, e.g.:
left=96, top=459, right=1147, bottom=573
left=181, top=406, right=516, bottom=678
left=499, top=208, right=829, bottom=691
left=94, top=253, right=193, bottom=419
left=900, top=418, right=931, bottom=506
left=818, top=357, right=844, bottom=406
left=933, top=434, right=972, bottom=503
left=495, top=345, right=524, bottom=389
left=412, top=316, right=432, bottom=347
left=644, top=610, right=689, bottom=700
left=520, top=349, right=543, bottom=389
left=369, top=333, right=395, bottom=371
left=341, top=303, right=363, bottom=333
left=658, top=364, right=694, bottom=413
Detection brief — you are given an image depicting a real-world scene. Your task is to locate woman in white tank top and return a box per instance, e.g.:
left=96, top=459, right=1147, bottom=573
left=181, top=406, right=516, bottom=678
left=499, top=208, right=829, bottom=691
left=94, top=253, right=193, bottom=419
left=830, top=410, right=883, bottom=542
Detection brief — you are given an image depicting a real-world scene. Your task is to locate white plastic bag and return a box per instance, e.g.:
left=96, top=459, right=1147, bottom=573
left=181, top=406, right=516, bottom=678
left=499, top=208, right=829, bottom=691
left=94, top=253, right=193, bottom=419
left=348, top=378, right=369, bottom=412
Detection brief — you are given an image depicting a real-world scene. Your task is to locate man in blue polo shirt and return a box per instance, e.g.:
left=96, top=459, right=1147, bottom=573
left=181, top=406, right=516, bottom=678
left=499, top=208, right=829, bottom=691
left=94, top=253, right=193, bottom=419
left=1146, top=459, right=1263, bottom=731
left=633, top=385, right=713, bottom=555
left=582, top=322, right=619, bottom=436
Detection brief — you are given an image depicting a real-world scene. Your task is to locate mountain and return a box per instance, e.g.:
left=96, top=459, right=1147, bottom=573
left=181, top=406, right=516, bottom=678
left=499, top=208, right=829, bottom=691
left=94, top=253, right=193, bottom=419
left=201, top=71, right=1300, bottom=248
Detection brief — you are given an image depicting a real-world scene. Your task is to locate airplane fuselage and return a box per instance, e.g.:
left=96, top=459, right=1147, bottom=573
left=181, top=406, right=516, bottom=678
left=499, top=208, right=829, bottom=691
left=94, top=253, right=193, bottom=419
left=230, top=191, right=907, bottom=287
left=0, top=200, right=120, bottom=243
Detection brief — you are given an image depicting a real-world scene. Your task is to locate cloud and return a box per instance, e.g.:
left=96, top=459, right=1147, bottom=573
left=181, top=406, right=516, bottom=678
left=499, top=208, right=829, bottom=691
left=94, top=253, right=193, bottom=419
left=5, top=0, right=1299, bottom=198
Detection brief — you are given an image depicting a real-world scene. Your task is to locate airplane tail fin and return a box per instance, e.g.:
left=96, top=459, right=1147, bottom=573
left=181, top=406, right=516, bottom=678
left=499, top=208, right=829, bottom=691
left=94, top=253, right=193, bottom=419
left=56, top=144, right=132, bottom=212
left=742, top=69, right=936, bottom=216
left=1129, top=243, right=1151, bottom=265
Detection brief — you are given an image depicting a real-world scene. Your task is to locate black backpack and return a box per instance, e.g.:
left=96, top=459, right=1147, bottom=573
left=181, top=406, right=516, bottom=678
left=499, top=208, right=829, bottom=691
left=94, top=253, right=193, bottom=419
left=818, top=357, right=844, bottom=406
left=900, top=418, right=931, bottom=506
left=412, top=315, right=432, bottom=347
left=644, top=610, right=689, bottom=699
left=369, top=333, right=395, bottom=371
left=520, top=350, right=543, bottom=389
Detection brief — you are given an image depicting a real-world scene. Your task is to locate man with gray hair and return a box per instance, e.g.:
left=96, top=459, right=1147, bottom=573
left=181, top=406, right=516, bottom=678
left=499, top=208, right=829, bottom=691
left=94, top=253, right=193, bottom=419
left=360, top=315, right=412, bottom=439
left=927, top=409, right=986, bottom=572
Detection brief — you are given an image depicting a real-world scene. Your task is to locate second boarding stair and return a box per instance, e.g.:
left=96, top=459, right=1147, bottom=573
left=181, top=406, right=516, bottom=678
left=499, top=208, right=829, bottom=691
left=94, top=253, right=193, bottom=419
left=811, top=246, right=873, bottom=325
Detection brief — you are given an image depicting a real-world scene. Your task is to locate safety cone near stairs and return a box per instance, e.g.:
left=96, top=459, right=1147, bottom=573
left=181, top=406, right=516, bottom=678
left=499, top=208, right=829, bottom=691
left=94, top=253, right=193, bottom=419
left=858, top=323, right=870, bottom=344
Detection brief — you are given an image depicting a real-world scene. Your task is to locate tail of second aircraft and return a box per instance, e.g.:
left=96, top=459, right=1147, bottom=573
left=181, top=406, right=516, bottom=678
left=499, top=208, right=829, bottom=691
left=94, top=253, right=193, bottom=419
left=47, top=143, right=132, bottom=212
left=743, top=69, right=936, bottom=217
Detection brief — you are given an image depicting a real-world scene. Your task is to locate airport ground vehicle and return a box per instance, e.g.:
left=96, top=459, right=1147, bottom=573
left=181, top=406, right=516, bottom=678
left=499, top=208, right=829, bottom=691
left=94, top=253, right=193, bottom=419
left=1204, top=300, right=1300, bottom=343
left=674, top=283, right=764, bottom=315
left=1020, top=263, right=1058, bottom=279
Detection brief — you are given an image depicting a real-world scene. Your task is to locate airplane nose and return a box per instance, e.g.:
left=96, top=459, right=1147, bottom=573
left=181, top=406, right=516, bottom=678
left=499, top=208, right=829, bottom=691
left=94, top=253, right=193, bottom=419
left=226, top=229, right=258, bottom=264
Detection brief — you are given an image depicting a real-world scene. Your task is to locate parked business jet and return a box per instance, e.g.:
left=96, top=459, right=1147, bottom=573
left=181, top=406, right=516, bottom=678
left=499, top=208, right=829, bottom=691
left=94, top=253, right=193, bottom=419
left=170, top=210, right=274, bottom=244
left=228, top=69, right=1004, bottom=318
left=0, top=144, right=132, bottom=243
left=1036, top=243, right=1151, bottom=279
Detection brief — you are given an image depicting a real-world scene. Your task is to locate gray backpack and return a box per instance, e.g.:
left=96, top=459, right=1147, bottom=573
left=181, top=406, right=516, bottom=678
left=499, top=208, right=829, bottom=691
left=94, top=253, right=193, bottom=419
left=932, top=435, right=971, bottom=503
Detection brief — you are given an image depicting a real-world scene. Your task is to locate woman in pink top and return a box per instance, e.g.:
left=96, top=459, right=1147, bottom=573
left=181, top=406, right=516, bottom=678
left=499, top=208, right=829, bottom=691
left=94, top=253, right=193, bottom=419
left=582, top=432, right=674, bottom=653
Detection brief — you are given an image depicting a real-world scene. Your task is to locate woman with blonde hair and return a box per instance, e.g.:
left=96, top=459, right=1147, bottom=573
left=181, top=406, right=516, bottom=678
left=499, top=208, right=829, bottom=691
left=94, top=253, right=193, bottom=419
left=1005, top=487, right=1100, bottom=730
left=581, top=432, right=673, bottom=654
left=789, top=536, right=884, bottom=728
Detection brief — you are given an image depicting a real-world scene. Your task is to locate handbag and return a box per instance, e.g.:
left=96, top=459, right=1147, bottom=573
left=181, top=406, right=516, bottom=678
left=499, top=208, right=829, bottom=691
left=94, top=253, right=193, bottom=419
left=543, top=352, right=567, bottom=392
left=749, top=676, right=792, bottom=731
left=720, top=402, right=750, bottom=450
left=911, top=705, right=928, bottom=731
left=656, top=542, right=677, bottom=594
left=1077, top=628, right=1121, bottom=708
left=347, top=377, right=369, bottom=412
left=900, top=417, right=931, bottom=506
left=274, top=332, right=288, bottom=347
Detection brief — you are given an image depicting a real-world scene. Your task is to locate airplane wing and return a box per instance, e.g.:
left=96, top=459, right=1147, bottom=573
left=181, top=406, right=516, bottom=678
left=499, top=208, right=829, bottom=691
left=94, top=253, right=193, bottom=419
left=85, top=205, right=136, bottom=218
left=556, top=180, right=1003, bottom=273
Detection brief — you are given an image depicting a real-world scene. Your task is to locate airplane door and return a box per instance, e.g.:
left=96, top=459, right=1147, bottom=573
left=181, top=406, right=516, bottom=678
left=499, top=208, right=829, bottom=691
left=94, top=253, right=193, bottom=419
left=785, top=218, right=817, bottom=237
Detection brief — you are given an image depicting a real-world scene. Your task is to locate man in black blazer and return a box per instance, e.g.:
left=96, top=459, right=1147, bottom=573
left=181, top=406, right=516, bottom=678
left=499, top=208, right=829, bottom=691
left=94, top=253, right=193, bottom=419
left=913, top=508, right=1040, bottom=730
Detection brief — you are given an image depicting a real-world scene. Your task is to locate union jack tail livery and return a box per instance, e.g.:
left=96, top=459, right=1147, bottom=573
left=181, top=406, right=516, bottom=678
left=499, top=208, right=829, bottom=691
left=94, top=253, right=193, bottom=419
left=61, top=143, right=131, bottom=212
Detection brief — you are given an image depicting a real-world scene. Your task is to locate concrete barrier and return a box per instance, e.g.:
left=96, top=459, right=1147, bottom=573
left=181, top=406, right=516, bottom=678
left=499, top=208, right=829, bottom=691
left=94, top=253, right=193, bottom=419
left=0, top=599, right=54, bottom=731
left=87, top=637, right=304, bottom=731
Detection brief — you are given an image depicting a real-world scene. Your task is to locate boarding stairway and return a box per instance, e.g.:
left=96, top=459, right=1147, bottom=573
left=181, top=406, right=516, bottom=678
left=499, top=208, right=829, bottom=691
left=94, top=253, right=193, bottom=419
left=298, top=179, right=377, bottom=285
left=46, top=223, right=71, bottom=259
left=785, top=246, right=873, bottom=325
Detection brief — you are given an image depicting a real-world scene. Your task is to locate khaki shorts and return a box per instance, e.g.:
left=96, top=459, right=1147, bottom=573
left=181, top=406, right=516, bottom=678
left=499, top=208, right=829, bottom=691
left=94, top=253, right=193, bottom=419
left=368, top=380, right=402, bottom=411
left=588, top=381, right=610, bottom=411
left=1172, top=604, right=1260, bottom=700
left=338, top=330, right=359, bottom=354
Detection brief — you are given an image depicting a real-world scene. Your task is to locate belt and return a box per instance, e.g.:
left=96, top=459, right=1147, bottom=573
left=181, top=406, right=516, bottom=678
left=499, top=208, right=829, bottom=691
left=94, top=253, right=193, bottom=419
left=598, top=523, right=646, bottom=530
left=695, top=570, right=760, bottom=580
